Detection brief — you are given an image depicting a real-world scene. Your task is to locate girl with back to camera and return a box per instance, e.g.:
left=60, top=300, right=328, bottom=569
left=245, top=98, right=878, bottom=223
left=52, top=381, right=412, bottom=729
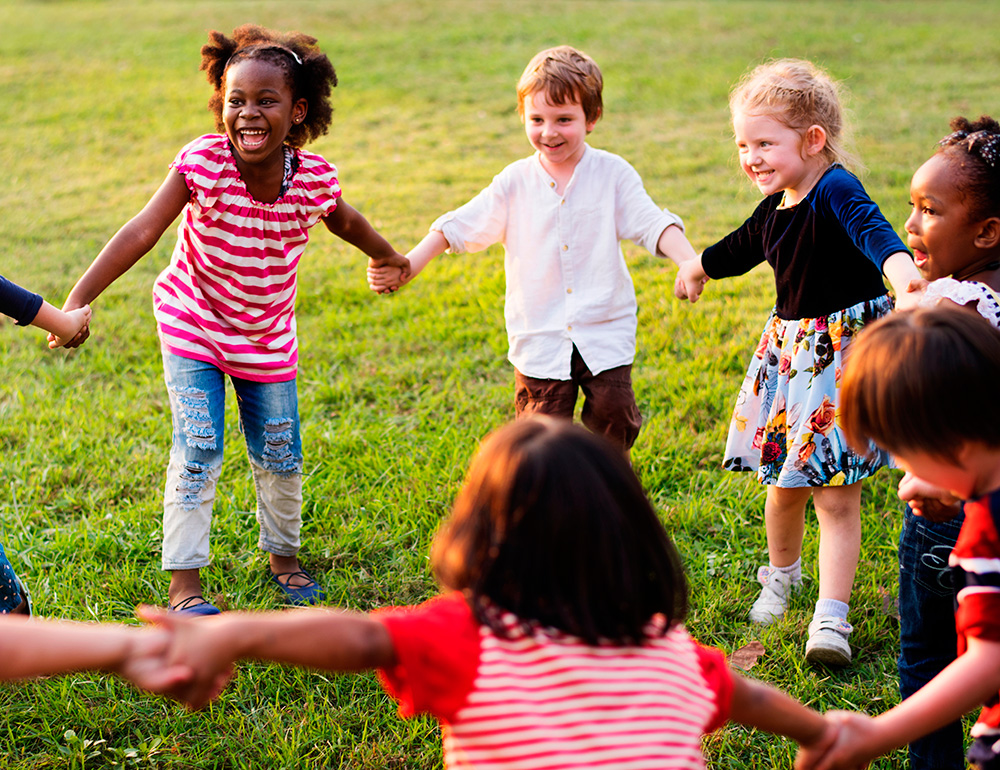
left=892, top=115, right=1000, bottom=770
left=58, top=25, right=409, bottom=615
left=144, top=417, right=837, bottom=767
left=675, top=59, right=924, bottom=666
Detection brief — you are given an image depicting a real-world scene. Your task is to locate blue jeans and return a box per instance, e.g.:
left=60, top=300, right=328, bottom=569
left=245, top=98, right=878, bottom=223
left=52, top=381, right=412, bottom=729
left=161, top=351, right=303, bottom=570
left=898, top=505, right=965, bottom=770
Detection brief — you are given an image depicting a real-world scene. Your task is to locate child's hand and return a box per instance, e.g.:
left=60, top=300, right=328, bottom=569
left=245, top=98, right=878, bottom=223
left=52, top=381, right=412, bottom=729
left=47, top=305, right=92, bottom=349
left=793, top=714, right=841, bottom=770
left=894, top=276, right=928, bottom=311
left=674, top=260, right=708, bottom=302
left=113, top=625, right=192, bottom=697
left=367, top=259, right=409, bottom=294
left=137, top=605, right=234, bottom=710
left=897, top=471, right=963, bottom=522
left=796, top=711, right=879, bottom=770
left=370, top=252, right=411, bottom=280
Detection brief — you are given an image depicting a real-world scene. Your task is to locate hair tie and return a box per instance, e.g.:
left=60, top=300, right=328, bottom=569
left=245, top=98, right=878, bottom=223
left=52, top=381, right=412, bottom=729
left=940, top=129, right=1000, bottom=168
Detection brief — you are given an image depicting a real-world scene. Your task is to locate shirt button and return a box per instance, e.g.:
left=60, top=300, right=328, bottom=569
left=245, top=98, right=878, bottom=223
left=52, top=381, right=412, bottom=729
left=550, top=181, right=556, bottom=188
left=567, top=325, right=573, bottom=331
left=566, top=288, right=573, bottom=294
left=562, top=245, right=568, bottom=251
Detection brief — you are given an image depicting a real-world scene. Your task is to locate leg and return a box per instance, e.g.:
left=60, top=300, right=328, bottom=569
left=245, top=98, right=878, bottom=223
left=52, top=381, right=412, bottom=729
left=805, top=481, right=862, bottom=666
left=575, top=351, right=642, bottom=454
left=898, top=506, right=965, bottom=770
left=750, top=485, right=812, bottom=623
left=161, top=351, right=226, bottom=611
left=513, top=368, right=577, bottom=421
left=232, top=376, right=321, bottom=604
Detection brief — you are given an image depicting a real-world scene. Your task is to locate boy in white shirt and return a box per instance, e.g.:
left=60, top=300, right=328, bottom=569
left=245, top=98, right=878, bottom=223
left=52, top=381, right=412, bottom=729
left=369, top=45, right=701, bottom=451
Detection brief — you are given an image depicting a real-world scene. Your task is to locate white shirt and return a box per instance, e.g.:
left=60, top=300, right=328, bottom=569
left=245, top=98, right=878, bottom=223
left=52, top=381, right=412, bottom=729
left=433, top=145, right=683, bottom=379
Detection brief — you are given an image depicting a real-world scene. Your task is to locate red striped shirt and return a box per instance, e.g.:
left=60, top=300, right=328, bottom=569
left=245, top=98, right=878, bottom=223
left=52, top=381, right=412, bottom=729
left=378, top=593, right=731, bottom=769
left=152, top=134, right=341, bottom=381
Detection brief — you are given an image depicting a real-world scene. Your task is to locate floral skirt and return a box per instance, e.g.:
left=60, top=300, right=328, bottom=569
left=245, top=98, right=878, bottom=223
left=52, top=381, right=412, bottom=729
left=0, top=540, right=27, bottom=614
left=721, top=296, right=893, bottom=488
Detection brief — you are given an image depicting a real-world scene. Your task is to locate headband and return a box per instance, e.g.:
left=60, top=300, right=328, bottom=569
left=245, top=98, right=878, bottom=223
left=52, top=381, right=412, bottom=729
left=940, top=128, right=1000, bottom=168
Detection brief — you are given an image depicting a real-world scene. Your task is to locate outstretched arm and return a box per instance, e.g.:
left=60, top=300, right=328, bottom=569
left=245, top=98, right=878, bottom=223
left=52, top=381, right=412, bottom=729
left=368, top=230, right=448, bottom=294
left=56, top=170, right=191, bottom=348
left=729, top=671, right=836, bottom=754
left=882, top=251, right=927, bottom=311
left=139, top=605, right=396, bottom=710
left=0, top=615, right=189, bottom=694
left=323, top=200, right=409, bottom=275
left=28, top=302, right=92, bottom=349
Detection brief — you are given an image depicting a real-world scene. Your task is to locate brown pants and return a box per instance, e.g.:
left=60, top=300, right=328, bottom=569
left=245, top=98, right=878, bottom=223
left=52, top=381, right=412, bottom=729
left=514, top=346, right=642, bottom=451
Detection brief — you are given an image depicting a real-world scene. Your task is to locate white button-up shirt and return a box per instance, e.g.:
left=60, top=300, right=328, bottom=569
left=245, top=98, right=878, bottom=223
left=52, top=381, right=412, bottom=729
left=433, top=145, right=683, bottom=379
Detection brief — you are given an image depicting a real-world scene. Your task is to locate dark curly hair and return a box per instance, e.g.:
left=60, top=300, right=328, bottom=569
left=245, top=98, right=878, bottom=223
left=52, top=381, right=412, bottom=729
left=431, top=418, right=688, bottom=646
left=937, top=115, right=1000, bottom=221
left=200, top=24, right=337, bottom=148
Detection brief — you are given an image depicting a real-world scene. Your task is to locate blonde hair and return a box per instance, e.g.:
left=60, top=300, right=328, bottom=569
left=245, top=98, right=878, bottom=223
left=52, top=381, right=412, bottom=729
left=516, top=46, right=603, bottom=125
left=730, top=58, right=858, bottom=169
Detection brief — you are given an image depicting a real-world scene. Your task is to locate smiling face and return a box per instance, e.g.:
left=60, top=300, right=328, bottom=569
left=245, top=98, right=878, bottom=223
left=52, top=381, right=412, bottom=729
left=223, top=58, right=307, bottom=171
left=905, top=153, right=987, bottom=280
left=733, top=111, right=826, bottom=205
left=523, top=89, right=596, bottom=176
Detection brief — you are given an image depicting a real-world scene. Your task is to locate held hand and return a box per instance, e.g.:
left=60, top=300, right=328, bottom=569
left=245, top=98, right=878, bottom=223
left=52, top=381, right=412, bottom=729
left=674, top=260, right=708, bottom=302
left=367, top=260, right=409, bottom=295
left=369, top=252, right=411, bottom=281
left=897, top=472, right=963, bottom=522
left=137, top=605, right=234, bottom=710
left=798, top=711, right=879, bottom=770
left=894, top=277, right=928, bottom=311
left=47, top=305, right=93, bottom=350
left=794, top=715, right=841, bottom=770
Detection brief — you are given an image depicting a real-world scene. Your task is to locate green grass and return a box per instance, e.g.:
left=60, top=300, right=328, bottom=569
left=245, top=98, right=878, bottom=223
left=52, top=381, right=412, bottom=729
left=0, top=0, right=996, bottom=767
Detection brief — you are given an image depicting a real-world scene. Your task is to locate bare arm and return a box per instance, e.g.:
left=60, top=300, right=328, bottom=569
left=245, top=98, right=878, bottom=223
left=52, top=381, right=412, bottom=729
left=322, top=200, right=409, bottom=271
left=368, top=230, right=449, bottom=294
left=729, top=671, right=835, bottom=749
left=882, top=251, right=927, bottom=311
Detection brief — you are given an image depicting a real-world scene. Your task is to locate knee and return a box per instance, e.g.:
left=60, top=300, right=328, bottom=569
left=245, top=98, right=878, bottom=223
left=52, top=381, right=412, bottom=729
left=169, top=384, right=218, bottom=451
left=256, top=417, right=302, bottom=475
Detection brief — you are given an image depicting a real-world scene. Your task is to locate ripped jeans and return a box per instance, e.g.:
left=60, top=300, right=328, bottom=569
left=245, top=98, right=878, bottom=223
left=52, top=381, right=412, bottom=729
left=161, top=350, right=303, bottom=571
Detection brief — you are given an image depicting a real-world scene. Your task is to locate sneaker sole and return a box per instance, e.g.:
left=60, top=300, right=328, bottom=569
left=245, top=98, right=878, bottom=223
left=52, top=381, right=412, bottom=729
left=805, top=642, right=851, bottom=667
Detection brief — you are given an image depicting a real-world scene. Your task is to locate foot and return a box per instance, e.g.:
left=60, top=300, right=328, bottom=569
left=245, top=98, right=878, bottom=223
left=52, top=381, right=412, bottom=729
left=268, top=557, right=325, bottom=607
left=168, top=594, right=221, bottom=616
left=749, top=565, right=801, bottom=625
left=805, top=614, right=853, bottom=667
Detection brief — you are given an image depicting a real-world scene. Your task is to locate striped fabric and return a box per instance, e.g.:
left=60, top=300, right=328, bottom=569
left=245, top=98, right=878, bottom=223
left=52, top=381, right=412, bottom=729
left=951, top=489, right=1000, bottom=739
left=379, top=593, right=730, bottom=770
left=152, top=134, right=341, bottom=382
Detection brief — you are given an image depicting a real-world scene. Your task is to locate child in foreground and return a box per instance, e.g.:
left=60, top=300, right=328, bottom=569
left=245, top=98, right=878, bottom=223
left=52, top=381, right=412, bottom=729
left=675, top=59, right=925, bottom=666
left=145, top=418, right=836, bottom=768
left=368, top=46, right=700, bottom=454
left=893, top=114, right=1000, bottom=770
left=58, top=25, right=408, bottom=615
left=798, top=308, right=1000, bottom=770
left=1, top=274, right=91, bottom=615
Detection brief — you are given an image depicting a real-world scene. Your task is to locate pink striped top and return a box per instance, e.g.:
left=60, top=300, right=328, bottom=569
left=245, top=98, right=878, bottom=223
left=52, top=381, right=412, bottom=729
left=152, top=134, right=341, bottom=382
left=378, top=593, right=732, bottom=769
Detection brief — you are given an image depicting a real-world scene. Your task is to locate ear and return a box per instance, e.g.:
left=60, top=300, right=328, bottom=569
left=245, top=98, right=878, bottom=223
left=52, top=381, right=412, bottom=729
left=586, top=108, right=602, bottom=134
left=292, top=99, right=308, bottom=125
left=802, top=124, right=828, bottom=158
left=974, top=217, right=1000, bottom=250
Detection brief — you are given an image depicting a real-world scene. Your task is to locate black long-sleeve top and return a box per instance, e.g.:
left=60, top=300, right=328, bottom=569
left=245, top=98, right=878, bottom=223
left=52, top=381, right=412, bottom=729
left=0, top=275, right=43, bottom=326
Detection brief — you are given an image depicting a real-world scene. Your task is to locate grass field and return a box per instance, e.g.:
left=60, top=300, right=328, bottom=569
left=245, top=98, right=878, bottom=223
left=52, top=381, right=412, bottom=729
left=1, top=1, right=998, bottom=767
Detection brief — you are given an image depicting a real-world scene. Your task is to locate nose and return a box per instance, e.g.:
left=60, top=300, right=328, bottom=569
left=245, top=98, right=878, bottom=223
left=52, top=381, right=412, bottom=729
left=240, top=103, right=259, bottom=119
left=903, top=207, right=919, bottom=234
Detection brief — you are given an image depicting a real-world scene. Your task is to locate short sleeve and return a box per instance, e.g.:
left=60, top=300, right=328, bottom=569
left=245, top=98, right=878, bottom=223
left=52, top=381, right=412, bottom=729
left=375, top=592, right=482, bottom=722
left=697, top=644, right=734, bottom=733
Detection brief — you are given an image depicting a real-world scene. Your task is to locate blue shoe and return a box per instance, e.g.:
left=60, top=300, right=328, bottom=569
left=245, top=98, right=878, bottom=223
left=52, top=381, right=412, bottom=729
left=269, top=569, right=325, bottom=606
left=168, top=595, right=222, bottom=616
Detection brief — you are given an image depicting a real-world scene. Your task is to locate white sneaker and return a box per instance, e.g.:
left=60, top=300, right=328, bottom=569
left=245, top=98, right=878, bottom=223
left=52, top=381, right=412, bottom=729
left=749, top=565, right=800, bottom=625
left=805, top=614, right=853, bottom=666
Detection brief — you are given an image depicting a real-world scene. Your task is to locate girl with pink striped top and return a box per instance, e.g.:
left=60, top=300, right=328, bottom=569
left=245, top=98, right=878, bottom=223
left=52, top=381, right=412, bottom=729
left=143, top=418, right=837, bottom=768
left=59, top=25, right=409, bottom=615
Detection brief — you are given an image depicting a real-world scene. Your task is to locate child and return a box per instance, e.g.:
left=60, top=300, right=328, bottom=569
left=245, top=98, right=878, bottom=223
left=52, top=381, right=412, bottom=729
left=58, top=25, right=409, bottom=615
left=1, top=274, right=91, bottom=616
left=367, top=45, right=700, bottom=453
left=798, top=308, right=1000, bottom=770
left=674, top=59, right=924, bottom=666
left=143, top=418, right=837, bottom=767
left=890, top=114, right=1000, bottom=770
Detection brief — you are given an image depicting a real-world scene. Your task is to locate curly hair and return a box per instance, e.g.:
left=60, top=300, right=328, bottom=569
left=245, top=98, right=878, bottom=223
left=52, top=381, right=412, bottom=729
left=200, top=24, right=337, bottom=147
left=730, top=58, right=858, bottom=170
left=936, top=115, right=1000, bottom=222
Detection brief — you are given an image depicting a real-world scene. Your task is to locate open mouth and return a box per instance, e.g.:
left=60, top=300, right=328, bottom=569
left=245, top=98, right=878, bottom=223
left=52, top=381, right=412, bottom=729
left=238, top=129, right=268, bottom=149
left=911, top=248, right=929, bottom=269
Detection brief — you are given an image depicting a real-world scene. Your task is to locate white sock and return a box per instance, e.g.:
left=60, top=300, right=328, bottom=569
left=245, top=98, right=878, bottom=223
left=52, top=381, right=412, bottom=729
left=814, top=598, right=849, bottom=620
left=772, top=557, right=802, bottom=584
